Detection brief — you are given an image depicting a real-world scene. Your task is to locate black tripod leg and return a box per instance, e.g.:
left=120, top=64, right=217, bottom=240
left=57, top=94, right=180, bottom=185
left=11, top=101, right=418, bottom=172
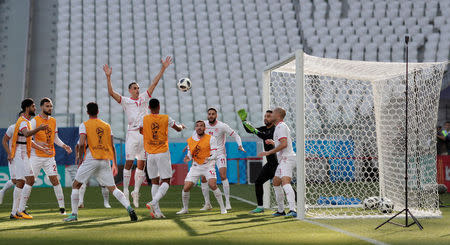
left=406, top=210, right=423, bottom=230
left=375, top=209, right=405, bottom=230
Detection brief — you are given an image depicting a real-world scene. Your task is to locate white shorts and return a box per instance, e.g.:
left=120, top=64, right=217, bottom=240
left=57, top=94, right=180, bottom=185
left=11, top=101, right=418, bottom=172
left=215, top=155, right=227, bottom=169
left=30, top=156, right=58, bottom=177
left=185, top=162, right=217, bottom=183
left=275, top=156, right=296, bottom=178
left=126, top=130, right=146, bottom=161
left=75, top=159, right=115, bottom=187
left=13, top=151, right=34, bottom=179
left=8, top=160, right=17, bottom=180
left=147, top=151, right=172, bottom=179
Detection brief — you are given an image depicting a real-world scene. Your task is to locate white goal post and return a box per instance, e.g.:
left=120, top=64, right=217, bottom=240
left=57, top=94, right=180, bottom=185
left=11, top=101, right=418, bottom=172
left=262, top=50, right=448, bottom=219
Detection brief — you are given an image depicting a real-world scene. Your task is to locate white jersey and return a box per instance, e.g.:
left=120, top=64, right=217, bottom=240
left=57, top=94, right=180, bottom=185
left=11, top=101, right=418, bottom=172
left=273, top=121, right=296, bottom=158
left=78, top=123, right=114, bottom=161
left=29, top=115, right=59, bottom=157
left=8, top=117, right=30, bottom=153
left=202, top=120, right=242, bottom=156
left=120, top=91, right=151, bottom=131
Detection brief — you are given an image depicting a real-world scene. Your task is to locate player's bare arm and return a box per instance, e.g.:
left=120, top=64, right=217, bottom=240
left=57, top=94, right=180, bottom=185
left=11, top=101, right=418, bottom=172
left=103, top=64, right=121, bottom=103
left=2, top=134, right=11, bottom=161
left=110, top=135, right=118, bottom=177
left=78, top=134, right=87, bottom=165
left=147, top=56, right=173, bottom=97
left=172, top=123, right=186, bottom=132
left=22, top=123, right=48, bottom=137
left=258, top=138, right=287, bottom=157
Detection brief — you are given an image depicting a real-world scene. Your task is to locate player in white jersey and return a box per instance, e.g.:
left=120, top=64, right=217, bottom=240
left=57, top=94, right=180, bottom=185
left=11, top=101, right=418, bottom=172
left=29, top=98, right=72, bottom=215
left=258, top=107, right=297, bottom=217
left=0, top=112, right=23, bottom=206
left=199, top=108, right=245, bottom=210
left=9, top=99, right=49, bottom=219
left=103, top=56, right=173, bottom=207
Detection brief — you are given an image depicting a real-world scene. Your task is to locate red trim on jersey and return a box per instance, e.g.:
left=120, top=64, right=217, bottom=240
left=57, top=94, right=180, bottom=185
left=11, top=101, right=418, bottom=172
left=79, top=133, right=87, bottom=135
left=130, top=96, right=139, bottom=101
left=211, top=148, right=217, bottom=151
left=278, top=137, right=287, bottom=141
left=229, top=131, right=234, bottom=136
left=20, top=127, right=27, bottom=132
left=118, top=96, right=122, bottom=104
left=147, top=90, right=151, bottom=98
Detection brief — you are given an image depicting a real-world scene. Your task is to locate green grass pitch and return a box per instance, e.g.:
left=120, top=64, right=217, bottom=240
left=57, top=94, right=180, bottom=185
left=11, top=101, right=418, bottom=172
left=0, top=185, right=449, bottom=245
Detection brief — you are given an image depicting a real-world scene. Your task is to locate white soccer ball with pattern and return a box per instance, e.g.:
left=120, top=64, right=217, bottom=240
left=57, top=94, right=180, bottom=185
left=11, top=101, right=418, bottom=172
left=379, top=198, right=394, bottom=213
left=177, top=78, right=191, bottom=92
left=363, top=196, right=380, bottom=209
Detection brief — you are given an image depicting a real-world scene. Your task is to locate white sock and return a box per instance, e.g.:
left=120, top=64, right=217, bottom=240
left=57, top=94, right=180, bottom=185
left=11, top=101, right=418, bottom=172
left=71, top=189, right=80, bottom=215
left=273, top=185, right=285, bottom=213
left=123, top=169, right=131, bottom=192
left=53, top=184, right=65, bottom=208
left=222, top=179, right=230, bottom=203
left=283, top=184, right=296, bottom=212
left=151, top=184, right=159, bottom=199
left=201, top=182, right=210, bottom=204
left=78, top=183, right=86, bottom=205
left=133, top=169, right=145, bottom=193
left=101, top=186, right=109, bottom=203
left=12, top=187, right=22, bottom=215
left=113, top=188, right=131, bottom=209
left=18, top=184, right=32, bottom=212
left=182, top=190, right=190, bottom=210
left=213, top=188, right=225, bottom=210
left=152, top=182, right=169, bottom=204
left=1, top=180, right=14, bottom=193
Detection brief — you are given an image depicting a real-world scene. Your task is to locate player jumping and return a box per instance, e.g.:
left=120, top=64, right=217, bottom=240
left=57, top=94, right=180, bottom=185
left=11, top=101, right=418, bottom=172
left=258, top=108, right=297, bottom=217
left=177, top=120, right=226, bottom=215
left=29, top=98, right=72, bottom=215
left=103, top=56, right=172, bottom=207
left=64, top=102, right=137, bottom=222
left=140, top=98, right=185, bottom=218
left=199, top=108, right=245, bottom=211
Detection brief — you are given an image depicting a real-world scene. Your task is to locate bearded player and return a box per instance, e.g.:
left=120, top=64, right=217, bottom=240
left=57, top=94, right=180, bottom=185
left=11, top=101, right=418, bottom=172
left=199, top=108, right=245, bottom=211
left=103, top=56, right=172, bottom=207
left=29, top=98, right=72, bottom=215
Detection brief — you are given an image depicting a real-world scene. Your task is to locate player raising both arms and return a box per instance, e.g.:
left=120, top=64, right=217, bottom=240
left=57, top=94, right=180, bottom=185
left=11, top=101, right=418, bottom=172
left=199, top=108, right=245, bottom=211
left=140, top=98, right=185, bottom=218
left=103, top=56, right=172, bottom=207
left=9, top=99, right=49, bottom=219
left=258, top=107, right=297, bottom=217
left=64, top=102, right=137, bottom=222
left=29, top=98, right=72, bottom=215
left=177, top=120, right=226, bottom=215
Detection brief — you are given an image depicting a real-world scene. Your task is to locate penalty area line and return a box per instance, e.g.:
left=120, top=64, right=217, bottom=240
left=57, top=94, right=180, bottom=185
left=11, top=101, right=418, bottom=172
left=228, top=194, right=389, bottom=245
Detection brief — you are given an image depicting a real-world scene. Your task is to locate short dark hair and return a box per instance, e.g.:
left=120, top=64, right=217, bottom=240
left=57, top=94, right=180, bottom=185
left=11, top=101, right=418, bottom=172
left=195, top=120, right=205, bottom=126
left=21, top=98, right=34, bottom=111
left=149, top=98, right=160, bottom=110
left=207, top=107, right=217, bottom=113
left=86, top=102, right=99, bottom=116
left=128, top=81, right=138, bottom=89
left=40, top=97, right=52, bottom=106
left=266, top=110, right=273, bottom=113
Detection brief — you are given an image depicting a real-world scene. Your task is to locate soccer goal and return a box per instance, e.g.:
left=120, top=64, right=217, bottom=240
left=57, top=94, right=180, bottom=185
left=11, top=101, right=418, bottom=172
left=262, top=50, right=448, bottom=219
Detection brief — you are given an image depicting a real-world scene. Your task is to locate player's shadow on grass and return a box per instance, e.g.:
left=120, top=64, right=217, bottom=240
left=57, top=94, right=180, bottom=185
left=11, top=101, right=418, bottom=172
left=0, top=217, right=117, bottom=232
left=172, top=215, right=296, bottom=237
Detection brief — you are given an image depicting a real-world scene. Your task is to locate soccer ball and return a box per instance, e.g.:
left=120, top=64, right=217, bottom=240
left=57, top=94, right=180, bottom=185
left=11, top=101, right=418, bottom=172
left=363, top=196, right=380, bottom=209
left=177, top=78, right=191, bottom=92
left=378, top=198, right=394, bottom=213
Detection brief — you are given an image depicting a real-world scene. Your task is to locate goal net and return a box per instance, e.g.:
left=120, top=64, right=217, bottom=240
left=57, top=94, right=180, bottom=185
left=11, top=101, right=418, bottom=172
left=262, top=51, right=448, bottom=219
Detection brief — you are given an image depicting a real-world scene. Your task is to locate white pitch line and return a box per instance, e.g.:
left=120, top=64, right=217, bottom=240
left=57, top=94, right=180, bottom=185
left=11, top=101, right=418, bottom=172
left=228, top=194, right=389, bottom=245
